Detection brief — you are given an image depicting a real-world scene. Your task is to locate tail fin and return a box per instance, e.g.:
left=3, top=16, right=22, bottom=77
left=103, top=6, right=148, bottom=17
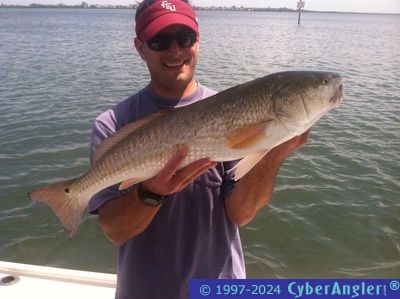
left=28, top=178, right=86, bottom=239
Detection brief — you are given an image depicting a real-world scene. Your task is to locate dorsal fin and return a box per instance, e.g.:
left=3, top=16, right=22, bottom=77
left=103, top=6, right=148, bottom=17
left=93, top=110, right=170, bottom=164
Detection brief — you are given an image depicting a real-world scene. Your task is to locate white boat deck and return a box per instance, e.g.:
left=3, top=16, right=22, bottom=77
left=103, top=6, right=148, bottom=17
left=0, top=261, right=116, bottom=299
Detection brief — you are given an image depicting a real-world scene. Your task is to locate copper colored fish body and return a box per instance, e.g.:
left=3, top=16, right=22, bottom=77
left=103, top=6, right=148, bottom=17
left=28, top=71, right=344, bottom=237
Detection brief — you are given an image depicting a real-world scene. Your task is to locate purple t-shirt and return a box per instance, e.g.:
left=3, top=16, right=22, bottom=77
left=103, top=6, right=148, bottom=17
left=89, top=83, right=246, bottom=299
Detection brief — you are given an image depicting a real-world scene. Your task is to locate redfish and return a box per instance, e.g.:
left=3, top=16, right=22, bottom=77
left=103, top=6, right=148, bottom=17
left=28, top=71, right=344, bottom=238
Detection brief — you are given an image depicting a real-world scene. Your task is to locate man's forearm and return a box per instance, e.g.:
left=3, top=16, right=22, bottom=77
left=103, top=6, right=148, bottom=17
left=98, top=186, right=161, bottom=245
left=225, top=153, right=284, bottom=226
left=225, top=130, right=311, bottom=227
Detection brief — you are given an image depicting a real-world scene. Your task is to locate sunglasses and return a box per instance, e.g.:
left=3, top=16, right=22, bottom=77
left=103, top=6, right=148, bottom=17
left=146, top=30, right=197, bottom=51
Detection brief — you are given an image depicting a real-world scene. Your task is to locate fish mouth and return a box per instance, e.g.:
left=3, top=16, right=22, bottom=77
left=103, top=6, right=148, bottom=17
left=330, top=83, right=344, bottom=106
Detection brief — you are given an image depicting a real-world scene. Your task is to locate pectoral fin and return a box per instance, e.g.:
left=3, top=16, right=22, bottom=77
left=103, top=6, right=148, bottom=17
left=234, top=150, right=270, bottom=181
left=227, top=122, right=269, bottom=149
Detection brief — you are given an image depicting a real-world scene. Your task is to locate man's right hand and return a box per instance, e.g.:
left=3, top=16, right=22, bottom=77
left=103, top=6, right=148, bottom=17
left=141, top=148, right=217, bottom=196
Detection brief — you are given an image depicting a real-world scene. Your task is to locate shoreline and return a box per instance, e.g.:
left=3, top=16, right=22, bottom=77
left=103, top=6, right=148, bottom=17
left=0, top=4, right=399, bottom=15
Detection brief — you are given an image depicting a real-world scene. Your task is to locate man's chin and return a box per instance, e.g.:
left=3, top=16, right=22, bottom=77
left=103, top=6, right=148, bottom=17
left=169, top=73, right=194, bottom=86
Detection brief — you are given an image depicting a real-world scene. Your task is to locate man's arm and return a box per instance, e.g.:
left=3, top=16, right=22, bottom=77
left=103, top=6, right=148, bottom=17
left=225, top=130, right=311, bottom=226
left=98, top=148, right=216, bottom=245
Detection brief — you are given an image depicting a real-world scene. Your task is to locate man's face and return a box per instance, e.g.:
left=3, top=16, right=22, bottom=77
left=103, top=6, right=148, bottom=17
left=135, top=25, right=199, bottom=94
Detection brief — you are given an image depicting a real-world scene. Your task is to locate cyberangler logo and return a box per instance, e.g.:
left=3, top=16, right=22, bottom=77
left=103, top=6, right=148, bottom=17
left=161, top=1, right=176, bottom=11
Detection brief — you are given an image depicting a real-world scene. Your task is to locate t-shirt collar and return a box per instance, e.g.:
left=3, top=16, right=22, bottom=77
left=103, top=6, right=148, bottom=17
left=144, top=83, right=203, bottom=109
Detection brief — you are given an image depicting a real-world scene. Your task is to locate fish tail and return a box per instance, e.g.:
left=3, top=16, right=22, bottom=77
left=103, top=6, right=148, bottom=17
left=28, top=178, right=86, bottom=239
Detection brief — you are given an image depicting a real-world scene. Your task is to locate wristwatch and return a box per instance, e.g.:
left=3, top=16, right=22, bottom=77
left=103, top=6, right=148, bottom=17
left=137, top=183, right=166, bottom=207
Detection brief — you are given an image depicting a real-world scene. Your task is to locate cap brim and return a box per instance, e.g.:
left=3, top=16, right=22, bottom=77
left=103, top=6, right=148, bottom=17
left=140, top=13, right=198, bottom=41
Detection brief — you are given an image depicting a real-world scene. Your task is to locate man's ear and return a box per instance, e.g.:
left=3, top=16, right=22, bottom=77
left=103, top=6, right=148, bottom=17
left=196, top=34, right=200, bottom=50
left=134, top=37, right=146, bottom=60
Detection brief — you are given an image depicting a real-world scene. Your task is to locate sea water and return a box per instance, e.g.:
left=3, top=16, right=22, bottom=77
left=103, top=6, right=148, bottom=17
left=0, top=8, right=399, bottom=277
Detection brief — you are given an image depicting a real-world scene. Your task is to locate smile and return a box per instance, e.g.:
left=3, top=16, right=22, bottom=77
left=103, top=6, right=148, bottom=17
left=164, top=60, right=187, bottom=68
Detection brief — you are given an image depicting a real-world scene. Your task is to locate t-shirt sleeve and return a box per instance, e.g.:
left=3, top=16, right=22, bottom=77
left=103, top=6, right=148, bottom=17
left=87, top=117, right=123, bottom=214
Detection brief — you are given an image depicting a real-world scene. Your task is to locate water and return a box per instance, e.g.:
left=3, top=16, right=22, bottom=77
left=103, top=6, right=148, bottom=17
left=0, top=8, right=399, bottom=278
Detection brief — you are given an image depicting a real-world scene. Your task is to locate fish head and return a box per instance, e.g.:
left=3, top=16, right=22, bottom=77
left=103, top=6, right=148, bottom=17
left=271, top=71, right=344, bottom=132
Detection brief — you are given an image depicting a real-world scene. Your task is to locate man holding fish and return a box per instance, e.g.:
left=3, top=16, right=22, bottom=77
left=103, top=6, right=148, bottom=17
left=93, top=1, right=308, bottom=298
left=29, top=0, right=344, bottom=298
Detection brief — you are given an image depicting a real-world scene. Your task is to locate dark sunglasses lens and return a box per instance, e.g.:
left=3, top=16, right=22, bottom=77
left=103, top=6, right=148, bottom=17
left=147, top=35, right=171, bottom=51
left=176, top=33, right=196, bottom=48
left=147, top=31, right=196, bottom=51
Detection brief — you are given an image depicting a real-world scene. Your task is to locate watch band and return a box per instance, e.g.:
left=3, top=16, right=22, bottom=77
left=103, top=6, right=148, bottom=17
left=137, top=183, right=166, bottom=207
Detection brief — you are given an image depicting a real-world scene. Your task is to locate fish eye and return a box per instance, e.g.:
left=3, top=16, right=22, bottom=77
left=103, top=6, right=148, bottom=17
left=322, top=78, right=328, bottom=85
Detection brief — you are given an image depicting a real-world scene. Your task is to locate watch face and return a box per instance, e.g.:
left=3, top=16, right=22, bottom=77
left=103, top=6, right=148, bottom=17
left=137, top=184, right=165, bottom=206
left=141, top=196, right=162, bottom=207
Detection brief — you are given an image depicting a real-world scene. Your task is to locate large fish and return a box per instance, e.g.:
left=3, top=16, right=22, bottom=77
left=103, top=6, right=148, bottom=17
left=28, top=71, right=344, bottom=238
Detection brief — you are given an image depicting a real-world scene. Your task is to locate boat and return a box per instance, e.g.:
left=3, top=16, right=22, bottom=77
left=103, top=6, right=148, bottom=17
left=0, top=261, right=116, bottom=298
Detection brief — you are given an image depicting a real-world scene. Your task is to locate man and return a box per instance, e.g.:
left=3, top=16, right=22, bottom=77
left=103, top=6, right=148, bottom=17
left=89, top=1, right=309, bottom=298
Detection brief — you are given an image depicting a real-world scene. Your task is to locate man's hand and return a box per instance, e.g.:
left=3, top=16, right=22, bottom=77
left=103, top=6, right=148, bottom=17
left=267, top=129, right=311, bottom=162
left=141, top=148, right=217, bottom=196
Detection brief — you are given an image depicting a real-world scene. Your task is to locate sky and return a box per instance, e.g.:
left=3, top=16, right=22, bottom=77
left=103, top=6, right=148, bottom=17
left=2, top=0, right=400, bottom=14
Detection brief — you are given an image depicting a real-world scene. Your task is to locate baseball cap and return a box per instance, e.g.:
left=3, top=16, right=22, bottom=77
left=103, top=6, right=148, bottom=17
left=135, top=0, right=199, bottom=42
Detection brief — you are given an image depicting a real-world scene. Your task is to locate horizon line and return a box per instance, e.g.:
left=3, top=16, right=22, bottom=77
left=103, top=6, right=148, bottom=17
left=0, top=3, right=399, bottom=15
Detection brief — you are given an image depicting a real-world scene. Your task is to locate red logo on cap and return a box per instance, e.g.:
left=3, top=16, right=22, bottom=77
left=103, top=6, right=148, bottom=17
left=160, top=1, right=176, bottom=11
